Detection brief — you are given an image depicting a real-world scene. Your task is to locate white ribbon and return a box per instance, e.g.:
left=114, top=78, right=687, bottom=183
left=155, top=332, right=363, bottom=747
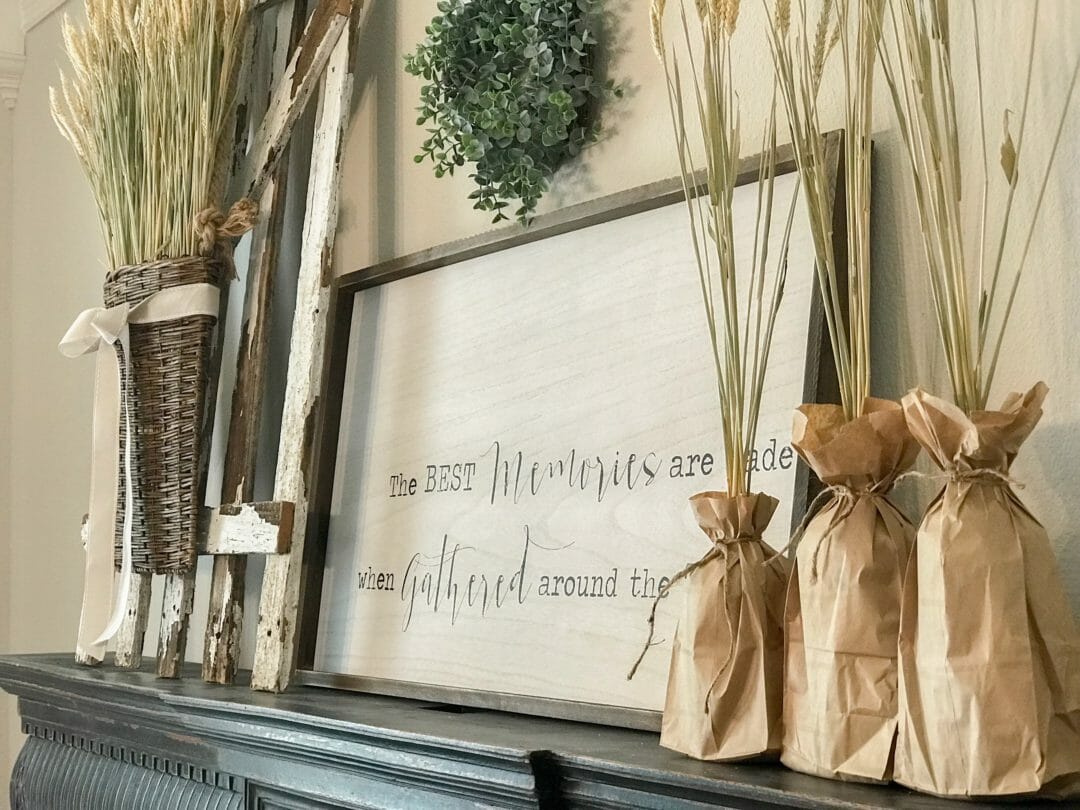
left=60, top=283, right=220, bottom=661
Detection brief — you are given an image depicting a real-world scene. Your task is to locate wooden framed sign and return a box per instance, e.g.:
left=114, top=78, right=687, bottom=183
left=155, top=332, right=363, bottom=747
left=297, top=137, right=843, bottom=730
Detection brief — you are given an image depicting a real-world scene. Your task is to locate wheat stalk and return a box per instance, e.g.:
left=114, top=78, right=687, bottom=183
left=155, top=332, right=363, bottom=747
left=51, top=0, right=252, bottom=272
left=654, top=0, right=798, bottom=496
left=765, top=0, right=882, bottom=422
left=880, top=0, right=1080, bottom=412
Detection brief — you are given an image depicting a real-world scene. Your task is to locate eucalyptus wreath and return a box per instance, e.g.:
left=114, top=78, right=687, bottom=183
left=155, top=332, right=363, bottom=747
left=405, top=0, right=618, bottom=224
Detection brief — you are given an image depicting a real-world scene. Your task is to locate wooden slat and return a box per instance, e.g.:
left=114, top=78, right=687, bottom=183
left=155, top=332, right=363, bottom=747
left=203, top=0, right=311, bottom=686
left=112, top=573, right=152, bottom=670
left=204, top=502, right=295, bottom=555
left=157, top=571, right=197, bottom=678
left=251, top=12, right=356, bottom=693
left=74, top=516, right=101, bottom=666
left=232, top=0, right=353, bottom=205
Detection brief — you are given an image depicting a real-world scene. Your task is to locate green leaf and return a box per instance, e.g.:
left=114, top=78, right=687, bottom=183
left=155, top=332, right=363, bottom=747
left=405, top=0, right=619, bottom=222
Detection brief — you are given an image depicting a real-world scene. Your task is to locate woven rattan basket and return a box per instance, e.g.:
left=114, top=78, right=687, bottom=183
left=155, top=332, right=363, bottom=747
left=103, top=256, right=224, bottom=574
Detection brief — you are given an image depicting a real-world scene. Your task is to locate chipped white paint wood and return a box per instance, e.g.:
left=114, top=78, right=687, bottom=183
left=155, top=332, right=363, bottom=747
left=157, top=571, right=196, bottom=679
left=232, top=0, right=353, bottom=206
left=203, top=0, right=307, bottom=686
left=205, top=502, right=294, bottom=555
left=74, top=519, right=102, bottom=666
left=73, top=644, right=101, bottom=667
left=112, top=572, right=152, bottom=669
left=251, top=13, right=356, bottom=693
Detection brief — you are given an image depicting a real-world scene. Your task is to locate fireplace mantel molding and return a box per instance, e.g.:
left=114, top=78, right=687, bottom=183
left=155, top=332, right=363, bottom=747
left=0, top=654, right=1051, bottom=809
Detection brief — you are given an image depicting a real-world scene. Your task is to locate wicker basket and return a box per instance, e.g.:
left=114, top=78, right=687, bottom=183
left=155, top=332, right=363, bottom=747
left=103, top=256, right=224, bottom=574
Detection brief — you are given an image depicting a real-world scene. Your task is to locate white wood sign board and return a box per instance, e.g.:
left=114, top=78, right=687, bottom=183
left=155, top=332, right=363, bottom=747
left=309, top=169, right=823, bottom=728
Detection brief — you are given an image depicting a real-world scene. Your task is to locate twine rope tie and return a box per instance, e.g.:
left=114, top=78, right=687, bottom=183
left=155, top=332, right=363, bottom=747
left=194, top=197, right=259, bottom=261
left=763, top=482, right=888, bottom=583
left=626, top=541, right=729, bottom=682
left=893, top=466, right=1022, bottom=490
left=627, top=530, right=774, bottom=715
left=701, top=591, right=737, bottom=713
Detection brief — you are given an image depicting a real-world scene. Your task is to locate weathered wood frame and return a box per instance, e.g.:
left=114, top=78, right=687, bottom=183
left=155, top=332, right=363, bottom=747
left=292, top=134, right=850, bottom=727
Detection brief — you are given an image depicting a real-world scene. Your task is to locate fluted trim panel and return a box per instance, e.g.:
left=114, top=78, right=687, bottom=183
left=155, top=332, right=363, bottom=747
left=11, top=736, right=242, bottom=810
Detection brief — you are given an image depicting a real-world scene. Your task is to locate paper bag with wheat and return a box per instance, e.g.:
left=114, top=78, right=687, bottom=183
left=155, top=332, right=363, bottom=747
left=659, top=493, right=789, bottom=760
left=781, top=398, right=918, bottom=782
left=895, top=385, right=1080, bottom=797
left=630, top=0, right=797, bottom=761
left=880, top=0, right=1080, bottom=797
left=766, top=0, right=920, bottom=782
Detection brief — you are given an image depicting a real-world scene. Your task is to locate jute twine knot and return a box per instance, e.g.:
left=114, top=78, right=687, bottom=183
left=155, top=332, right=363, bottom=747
left=763, top=482, right=885, bottom=584
left=893, top=466, right=1021, bottom=490
left=626, top=534, right=775, bottom=713
left=626, top=541, right=729, bottom=683
left=194, top=197, right=259, bottom=257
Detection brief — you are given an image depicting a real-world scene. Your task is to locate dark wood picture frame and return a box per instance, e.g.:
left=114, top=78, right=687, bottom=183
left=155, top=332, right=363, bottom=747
left=292, top=133, right=847, bottom=728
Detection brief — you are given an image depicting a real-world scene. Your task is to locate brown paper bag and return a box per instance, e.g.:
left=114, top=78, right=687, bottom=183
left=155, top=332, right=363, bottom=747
left=659, top=491, right=790, bottom=761
left=896, top=384, right=1080, bottom=798
left=781, top=398, right=920, bottom=783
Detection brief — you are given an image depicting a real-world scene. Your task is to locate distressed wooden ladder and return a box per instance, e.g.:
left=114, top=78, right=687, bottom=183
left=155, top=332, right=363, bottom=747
left=76, top=0, right=358, bottom=694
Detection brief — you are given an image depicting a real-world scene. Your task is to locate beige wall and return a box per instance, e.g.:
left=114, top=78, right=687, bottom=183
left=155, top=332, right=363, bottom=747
left=1, top=101, right=13, bottom=806
left=1, top=0, right=1080, bottom=800
left=3, top=4, right=103, bottom=798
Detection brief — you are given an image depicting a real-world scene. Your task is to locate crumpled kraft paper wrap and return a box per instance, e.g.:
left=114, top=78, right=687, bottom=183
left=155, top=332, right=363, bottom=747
left=896, top=384, right=1080, bottom=798
left=782, top=398, right=920, bottom=783
left=660, top=491, right=790, bottom=761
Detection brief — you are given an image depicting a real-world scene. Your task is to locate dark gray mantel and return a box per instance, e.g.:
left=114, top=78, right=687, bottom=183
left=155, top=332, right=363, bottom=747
left=0, top=654, right=1060, bottom=809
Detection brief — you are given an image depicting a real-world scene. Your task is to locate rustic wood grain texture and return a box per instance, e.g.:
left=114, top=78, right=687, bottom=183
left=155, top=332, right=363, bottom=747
left=74, top=516, right=101, bottom=663
left=156, top=571, right=197, bottom=679
left=251, top=14, right=356, bottom=693
left=74, top=522, right=103, bottom=666
left=203, top=0, right=309, bottom=687
left=112, top=572, right=152, bottom=670
left=205, top=502, right=295, bottom=555
left=232, top=0, right=353, bottom=206
left=72, top=649, right=102, bottom=667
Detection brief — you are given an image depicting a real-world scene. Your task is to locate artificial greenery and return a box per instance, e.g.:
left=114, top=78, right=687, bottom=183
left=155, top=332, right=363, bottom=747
left=405, top=0, right=617, bottom=224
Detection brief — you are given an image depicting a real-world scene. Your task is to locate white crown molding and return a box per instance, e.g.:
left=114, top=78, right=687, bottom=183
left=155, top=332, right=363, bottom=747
left=21, top=0, right=67, bottom=34
left=4, top=0, right=66, bottom=110
left=0, top=51, right=25, bottom=110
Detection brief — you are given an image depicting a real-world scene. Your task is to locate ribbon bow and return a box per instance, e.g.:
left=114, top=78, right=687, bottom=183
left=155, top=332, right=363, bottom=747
left=60, top=283, right=220, bottom=662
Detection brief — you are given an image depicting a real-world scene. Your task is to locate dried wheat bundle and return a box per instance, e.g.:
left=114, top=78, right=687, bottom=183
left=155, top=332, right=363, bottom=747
left=880, top=0, right=1079, bottom=412
left=881, top=7, right=1080, bottom=799
left=766, top=0, right=882, bottom=421
left=51, top=0, right=252, bottom=271
left=636, top=0, right=796, bottom=763
left=650, top=0, right=799, bottom=497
